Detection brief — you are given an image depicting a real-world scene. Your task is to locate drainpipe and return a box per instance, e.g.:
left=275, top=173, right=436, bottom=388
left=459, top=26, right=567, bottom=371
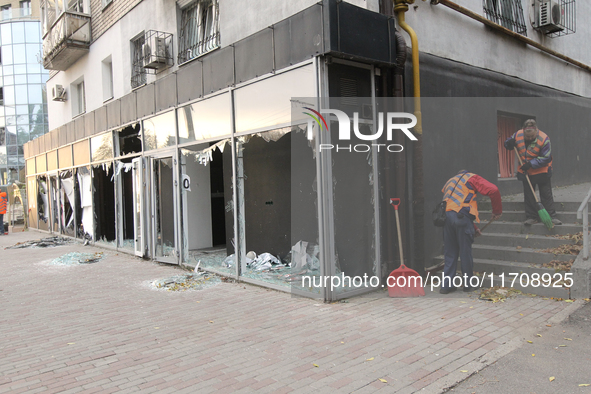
left=394, top=0, right=425, bottom=272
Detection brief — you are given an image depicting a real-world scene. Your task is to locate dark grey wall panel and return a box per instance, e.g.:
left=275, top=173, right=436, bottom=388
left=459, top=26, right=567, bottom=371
left=274, top=5, right=323, bottom=70
left=177, top=60, right=203, bottom=105
left=58, top=126, right=67, bottom=147
left=84, top=112, right=95, bottom=137
left=136, top=83, right=156, bottom=118
left=155, top=74, right=177, bottom=112
left=235, top=28, right=273, bottom=84
left=202, top=47, right=234, bottom=94
left=75, top=116, right=85, bottom=141
left=121, top=92, right=137, bottom=124
left=94, top=107, right=108, bottom=134
left=107, top=99, right=121, bottom=129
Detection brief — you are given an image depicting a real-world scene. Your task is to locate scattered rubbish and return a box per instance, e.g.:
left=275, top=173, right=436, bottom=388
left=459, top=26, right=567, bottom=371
left=479, top=286, right=522, bottom=302
left=152, top=272, right=220, bottom=292
left=541, top=243, right=582, bottom=255
left=50, top=252, right=104, bottom=266
left=541, top=259, right=574, bottom=272
left=7, top=236, right=73, bottom=249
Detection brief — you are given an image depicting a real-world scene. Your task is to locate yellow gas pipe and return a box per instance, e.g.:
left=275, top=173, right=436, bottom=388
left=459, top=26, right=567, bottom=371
left=394, top=0, right=422, bottom=135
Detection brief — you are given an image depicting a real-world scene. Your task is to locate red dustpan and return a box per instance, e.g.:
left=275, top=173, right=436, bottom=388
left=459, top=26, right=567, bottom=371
left=388, top=198, right=425, bottom=298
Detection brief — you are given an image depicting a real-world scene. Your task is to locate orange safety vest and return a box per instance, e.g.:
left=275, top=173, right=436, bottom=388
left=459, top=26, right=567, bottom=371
left=0, top=192, right=7, bottom=215
left=442, top=172, right=480, bottom=223
left=515, top=129, right=552, bottom=175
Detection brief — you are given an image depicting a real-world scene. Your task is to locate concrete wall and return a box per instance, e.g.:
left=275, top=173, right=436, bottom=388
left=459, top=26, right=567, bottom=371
left=403, top=0, right=591, bottom=98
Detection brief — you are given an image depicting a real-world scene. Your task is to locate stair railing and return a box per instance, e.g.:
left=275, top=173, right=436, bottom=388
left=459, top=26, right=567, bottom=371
left=577, top=186, right=591, bottom=260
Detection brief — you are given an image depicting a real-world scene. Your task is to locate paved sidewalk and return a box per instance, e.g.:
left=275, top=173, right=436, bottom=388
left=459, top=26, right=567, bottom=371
left=0, top=231, right=585, bottom=393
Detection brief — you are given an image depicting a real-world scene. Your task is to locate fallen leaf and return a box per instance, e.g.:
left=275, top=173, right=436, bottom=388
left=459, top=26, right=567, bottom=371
left=154, top=327, right=159, bottom=329
left=313, top=363, right=319, bottom=367
left=559, top=345, right=567, bottom=347
left=564, top=338, right=572, bottom=341
left=379, top=378, right=387, bottom=383
left=195, top=301, right=200, bottom=303
left=366, top=357, right=374, bottom=361
left=565, top=300, right=574, bottom=303
left=460, top=370, right=468, bottom=373
left=209, top=321, right=214, bottom=323
left=532, top=354, right=535, bottom=357
left=527, top=341, right=533, bottom=344
left=341, top=341, right=344, bottom=344
left=520, top=313, right=524, bottom=316
left=584, top=298, right=590, bottom=302
left=67, top=343, right=75, bottom=345
left=549, top=376, right=555, bottom=382
left=526, top=235, right=529, bottom=239
left=516, top=246, right=522, bottom=250
left=546, top=324, right=552, bottom=327
left=579, top=384, right=590, bottom=387
left=537, top=334, right=542, bottom=337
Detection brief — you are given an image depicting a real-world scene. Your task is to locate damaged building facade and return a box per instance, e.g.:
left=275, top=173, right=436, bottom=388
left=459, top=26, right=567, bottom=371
left=24, top=0, right=591, bottom=300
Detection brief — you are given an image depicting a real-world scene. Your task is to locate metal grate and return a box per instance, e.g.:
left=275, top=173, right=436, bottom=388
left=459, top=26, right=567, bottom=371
left=178, top=0, right=220, bottom=65
left=536, top=0, right=576, bottom=37
left=483, top=0, right=527, bottom=35
left=131, top=34, right=146, bottom=89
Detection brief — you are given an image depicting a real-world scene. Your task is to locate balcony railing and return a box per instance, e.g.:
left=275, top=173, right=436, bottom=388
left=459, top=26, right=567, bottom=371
left=0, top=7, right=33, bottom=22
left=42, top=11, right=91, bottom=71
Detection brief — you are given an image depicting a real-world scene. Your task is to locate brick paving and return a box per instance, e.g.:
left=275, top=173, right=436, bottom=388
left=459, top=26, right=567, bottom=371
left=0, top=231, right=582, bottom=393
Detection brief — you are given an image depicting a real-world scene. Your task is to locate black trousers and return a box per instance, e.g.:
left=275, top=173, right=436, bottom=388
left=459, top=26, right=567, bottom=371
left=520, top=172, right=557, bottom=219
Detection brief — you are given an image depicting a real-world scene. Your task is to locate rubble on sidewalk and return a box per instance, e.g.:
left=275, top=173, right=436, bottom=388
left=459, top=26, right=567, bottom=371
left=6, top=236, right=73, bottom=249
left=50, top=252, right=104, bottom=266
left=151, top=272, right=220, bottom=291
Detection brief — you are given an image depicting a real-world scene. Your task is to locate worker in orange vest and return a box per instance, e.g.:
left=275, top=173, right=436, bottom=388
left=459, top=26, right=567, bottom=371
left=440, top=171, right=502, bottom=294
left=505, top=119, right=561, bottom=226
left=0, top=190, right=7, bottom=235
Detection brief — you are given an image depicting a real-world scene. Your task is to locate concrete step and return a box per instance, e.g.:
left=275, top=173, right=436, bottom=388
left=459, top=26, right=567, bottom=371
left=472, top=244, right=575, bottom=264
left=431, top=257, right=572, bottom=298
left=474, top=232, right=578, bottom=249
left=479, top=210, right=587, bottom=224
left=478, top=201, right=583, bottom=212
left=481, top=221, right=582, bottom=236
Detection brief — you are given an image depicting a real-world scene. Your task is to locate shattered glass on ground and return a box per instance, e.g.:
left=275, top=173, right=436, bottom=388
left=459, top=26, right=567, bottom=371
left=6, top=236, right=73, bottom=249
left=50, top=252, right=105, bottom=266
left=151, top=272, right=221, bottom=291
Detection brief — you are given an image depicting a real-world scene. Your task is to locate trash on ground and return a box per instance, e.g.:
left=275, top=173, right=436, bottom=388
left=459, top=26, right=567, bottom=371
left=152, top=272, right=220, bottom=291
left=541, top=259, right=574, bottom=272
left=479, top=286, right=522, bottom=302
left=540, top=243, right=582, bottom=255
left=7, top=236, right=73, bottom=249
left=50, top=252, right=104, bottom=266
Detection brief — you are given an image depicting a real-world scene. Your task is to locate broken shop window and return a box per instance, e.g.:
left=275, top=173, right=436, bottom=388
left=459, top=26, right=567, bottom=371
left=92, top=163, right=116, bottom=245
left=37, top=175, right=50, bottom=231
left=115, top=123, right=142, bottom=157
left=49, top=175, right=60, bottom=233
left=142, top=111, right=176, bottom=151
left=91, top=132, right=114, bottom=162
left=59, top=170, right=76, bottom=237
left=114, top=159, right=135, bottom=250
left=76, top=166, right=93, bottom=240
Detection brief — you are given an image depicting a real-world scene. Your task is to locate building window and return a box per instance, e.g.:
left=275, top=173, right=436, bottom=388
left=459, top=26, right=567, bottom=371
left=483, top=0, right=527, bottom=35
left=178, top=0, right=219, bottom=65
left=102, top=57, right=114, bottom=102
left=71, top=79, right=85, bottom=117
left=131, top=33, right=146, bottom=89
left=101, top=0, right=113, bottom=10
left=1, top=4, right=11, bottom=20
left=20, top=0, right=31, bottom=16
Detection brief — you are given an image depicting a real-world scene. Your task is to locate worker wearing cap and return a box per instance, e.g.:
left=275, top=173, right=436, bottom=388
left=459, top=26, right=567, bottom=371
left=0, top=190, right=7, bottom=235
left=504, top=119, right=561, bottom=226
left=440, top=171, right=502, bottom=294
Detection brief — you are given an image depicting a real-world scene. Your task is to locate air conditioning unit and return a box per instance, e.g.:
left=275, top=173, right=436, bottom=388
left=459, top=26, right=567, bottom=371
left=537, top=1, right=565, bottom=34
left=142, top=36, right=168, bottom=69
left=51, top=85, right=67, bottom=102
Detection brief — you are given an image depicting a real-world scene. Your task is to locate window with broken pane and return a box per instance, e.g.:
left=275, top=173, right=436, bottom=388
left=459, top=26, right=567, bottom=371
left=93, top=163, right=116, bottom=245
left=177, top=93, right=231, bottom=145
left=178, top=0, right=219, bottom=64
left=59, top=170, right=76, bottom=237
left=37, top=175, right=50, bottom=231
left=179, top=140, right=234, bottom=274
left=91, top=132, right=113, bottom=162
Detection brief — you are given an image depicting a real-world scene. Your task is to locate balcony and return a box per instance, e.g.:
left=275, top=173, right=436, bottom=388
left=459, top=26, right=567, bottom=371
left=42, top=11, right=91, bottom=71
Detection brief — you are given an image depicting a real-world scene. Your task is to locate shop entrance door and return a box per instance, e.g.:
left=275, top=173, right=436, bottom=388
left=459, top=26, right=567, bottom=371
left=150, top=154, right=179, bottom=264
left=48, top=173, right=61, bottom=234
left=132, top=158, right=145, bottom=257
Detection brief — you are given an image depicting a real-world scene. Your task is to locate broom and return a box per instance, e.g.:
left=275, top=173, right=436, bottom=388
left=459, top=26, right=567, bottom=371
left=514, top=147, right=553, bottom=230
left=388, top=198, right=425, bottom=297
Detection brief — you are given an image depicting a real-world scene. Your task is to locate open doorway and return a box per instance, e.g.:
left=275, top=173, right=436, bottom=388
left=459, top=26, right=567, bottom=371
left=93, top=164, right=116, bottom=245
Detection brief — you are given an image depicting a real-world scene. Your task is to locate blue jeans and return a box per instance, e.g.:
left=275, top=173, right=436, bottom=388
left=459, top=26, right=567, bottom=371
left=442, top=211, right=475, bottom=289
left=0, top=213, right=4, bottom=234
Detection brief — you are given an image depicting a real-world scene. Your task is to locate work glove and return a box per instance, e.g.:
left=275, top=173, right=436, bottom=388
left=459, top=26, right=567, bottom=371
left=505, top=138, right=517, bottom=150
left=520, top=161, right=532, bottom=172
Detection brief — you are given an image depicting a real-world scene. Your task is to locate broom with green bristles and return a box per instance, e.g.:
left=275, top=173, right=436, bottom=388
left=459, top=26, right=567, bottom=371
left=514, top=147, right=554, bottom=230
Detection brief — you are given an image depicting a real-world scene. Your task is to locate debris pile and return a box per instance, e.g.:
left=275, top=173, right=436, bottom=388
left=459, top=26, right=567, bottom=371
left=50, top=252, right=104, bottom=266
left=541, top=259, right=575, bottom=272
left=152, top=272, right=220, bottom=291
left=479, top=286, right=522, bottom=303
left=7, top=236, right=73, bottom=249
